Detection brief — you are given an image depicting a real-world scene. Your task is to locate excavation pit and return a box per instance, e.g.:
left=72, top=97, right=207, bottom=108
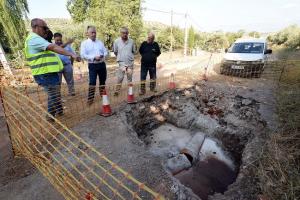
left=126, top=83, right=266, bottom=199
left=145, top=124, right=239, bottom=200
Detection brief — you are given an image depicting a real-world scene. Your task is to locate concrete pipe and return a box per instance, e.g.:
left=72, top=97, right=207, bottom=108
left=180, top=132, right=206, bottom=164
left=166, top=154, right=192, bottom=175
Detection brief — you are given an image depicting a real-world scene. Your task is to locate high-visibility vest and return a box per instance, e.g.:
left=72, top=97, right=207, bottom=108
left=24, top=33, right=63, bottom=76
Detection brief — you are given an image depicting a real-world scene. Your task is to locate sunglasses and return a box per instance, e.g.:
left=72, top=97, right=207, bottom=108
left=121, top=32, right=128, bottom=34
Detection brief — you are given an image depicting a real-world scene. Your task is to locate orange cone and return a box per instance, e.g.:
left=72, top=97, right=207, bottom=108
left=169, top=73, right=176, bottom=89
left=100, top=90, right=113, bottom=117
left=127, top=83, right=137, bottom=104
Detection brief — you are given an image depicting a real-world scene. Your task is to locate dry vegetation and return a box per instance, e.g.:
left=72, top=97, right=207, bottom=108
left=258, top=50, right=300, bottom=200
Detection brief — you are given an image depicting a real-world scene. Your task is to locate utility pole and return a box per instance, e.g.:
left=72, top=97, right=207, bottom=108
left=184, top=12, right=188, bottom=57
left=170, top=10, right=173, bottom=58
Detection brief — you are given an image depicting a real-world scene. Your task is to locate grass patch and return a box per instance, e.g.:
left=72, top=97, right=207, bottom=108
left=258, top=50, right=300, bottom=200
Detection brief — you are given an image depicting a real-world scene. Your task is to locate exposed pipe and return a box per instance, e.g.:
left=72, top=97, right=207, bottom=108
left=180, top=133, right=206, bottom=164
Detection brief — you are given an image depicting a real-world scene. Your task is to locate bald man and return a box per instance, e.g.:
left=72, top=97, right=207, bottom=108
left=139, top=32, right=161, bottom=95
left=24, top=18, right=80, bottom=120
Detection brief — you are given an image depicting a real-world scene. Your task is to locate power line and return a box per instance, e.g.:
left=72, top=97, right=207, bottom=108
left=142, top=7, right=205, bottom=31
left=188, top=15, right=206, bottom=31
left=141, top=7, right=185, bottom=16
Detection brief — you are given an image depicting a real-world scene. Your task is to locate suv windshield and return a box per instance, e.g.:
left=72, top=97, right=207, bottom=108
left=228, top=42, right=264, bottom=54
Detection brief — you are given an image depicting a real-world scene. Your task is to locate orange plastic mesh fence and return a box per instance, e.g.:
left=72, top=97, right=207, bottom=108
left=1, top=85, right=166, bottom=199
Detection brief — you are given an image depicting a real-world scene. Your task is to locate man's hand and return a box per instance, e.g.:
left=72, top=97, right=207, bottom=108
left=71, top=54, right=81, bottom=62
left=66, top=38, right=74, bottom=45
left=95, top=55, right=104, bottom=61
left=95, top=56, right=101, bottom=61
left=61, top=38, right=75, bottom=48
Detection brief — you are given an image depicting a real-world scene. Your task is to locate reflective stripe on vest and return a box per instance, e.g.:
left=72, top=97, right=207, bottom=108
left=26, top=53, right=57, bottom=61
left=24, top=33, right=63, bottom=76
left=31, top=62, right=60, bottom=69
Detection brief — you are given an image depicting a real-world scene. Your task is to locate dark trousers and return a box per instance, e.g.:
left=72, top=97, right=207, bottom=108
left=140, top=63, right=157, bottom=92
left=34, top=73, right=63, bottom=117
left=88, top=62, right=107, bottom=102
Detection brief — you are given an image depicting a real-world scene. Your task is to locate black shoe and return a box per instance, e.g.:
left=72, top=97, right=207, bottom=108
left=46, top=115, right=55, bottom=123
left=57, top=112, right=64, bottom=117
left=87, top=100, right=94, bottom=106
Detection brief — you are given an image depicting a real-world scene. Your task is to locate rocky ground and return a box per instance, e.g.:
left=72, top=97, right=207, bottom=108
left=123, top=79, right=273, bottom=200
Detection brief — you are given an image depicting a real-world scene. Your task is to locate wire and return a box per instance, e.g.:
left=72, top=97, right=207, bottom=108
left=188, top=15, right=206, bottom=31
left=141, top=7, right=185, bottom=16
left=142, top=6, right=204, bottom=31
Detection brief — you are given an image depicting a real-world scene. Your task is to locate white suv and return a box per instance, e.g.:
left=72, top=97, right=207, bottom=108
left=220, top=38, right=272, bottom=77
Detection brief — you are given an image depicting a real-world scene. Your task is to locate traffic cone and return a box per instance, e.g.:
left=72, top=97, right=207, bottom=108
left=127, top=83, right=137, bottom=104
left=100, top=89, right=113, bottom=117
left=169, top=73, right=176, bottom=89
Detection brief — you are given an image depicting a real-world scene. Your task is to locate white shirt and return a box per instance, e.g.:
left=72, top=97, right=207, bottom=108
left=80, top=38, right=108, bottom=63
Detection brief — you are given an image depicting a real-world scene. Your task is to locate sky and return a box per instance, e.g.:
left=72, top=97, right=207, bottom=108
left=27, top=0, right=300, bottom=32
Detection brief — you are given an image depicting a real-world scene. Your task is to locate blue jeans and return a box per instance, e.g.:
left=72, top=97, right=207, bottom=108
left=58, top=63, right=75, bottom=95
left=34, top=73, right=63, bottom=116
left=88, top=62, right=107, bottom=102
left=140, top=63, right=157, bottom=92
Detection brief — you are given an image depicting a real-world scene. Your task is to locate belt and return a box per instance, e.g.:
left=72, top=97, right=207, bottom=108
left=88, top=61, right=104, bottom=64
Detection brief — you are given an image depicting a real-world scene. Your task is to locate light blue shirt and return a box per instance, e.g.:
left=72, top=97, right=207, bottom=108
left=57, top=45, right=75, bottom=65
left=27, top=32, right=50, bottom=54
left=80, top=38, right=107, bottom=63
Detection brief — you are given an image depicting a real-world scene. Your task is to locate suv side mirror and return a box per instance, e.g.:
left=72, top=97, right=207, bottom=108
left=225, top=48, right=228, bottom=53
left=265, top=49, right=272, bottom=54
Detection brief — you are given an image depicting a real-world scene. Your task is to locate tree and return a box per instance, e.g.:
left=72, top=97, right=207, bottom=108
left=205, top=32, right=228, bottom=52
left=66, top=0, right=90, bottom=23
left=268, top=25, right=300, bottom=49
left=225, top=32, right=242, bottom=46
left=67, top=0, right=143, bottom=48
left=0, top=0, right=29, bottom=54
left=188, top=26, right=195, bottom=54
left=248, top=31, right=260, bottom=38
left=237, top=29, right=245, bottom=38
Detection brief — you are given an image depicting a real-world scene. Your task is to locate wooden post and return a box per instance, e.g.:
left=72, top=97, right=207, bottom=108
left=170, top=10, right=173, bottom=59
left=184, top=13, right=188, bottom=57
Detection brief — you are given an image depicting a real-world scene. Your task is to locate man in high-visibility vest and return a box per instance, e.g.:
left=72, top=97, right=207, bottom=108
left=25, top=18, right=80, bottom=120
